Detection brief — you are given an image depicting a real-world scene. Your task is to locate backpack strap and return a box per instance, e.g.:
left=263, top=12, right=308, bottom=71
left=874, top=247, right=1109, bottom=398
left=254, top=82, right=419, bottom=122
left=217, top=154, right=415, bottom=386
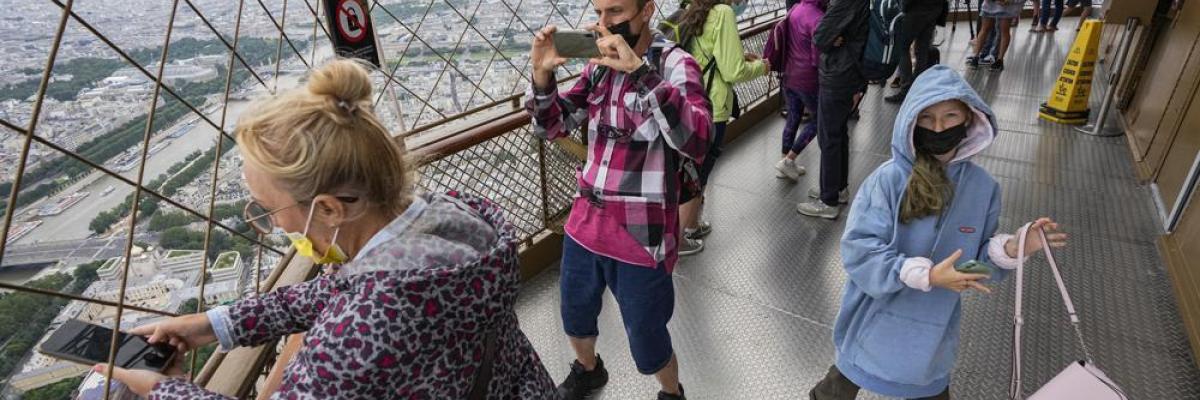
left=682, top=36, right=715, bottom=92
left=586, top=64, right=609, bottom=92
left=589, top=41, right=677, bottom=92
left=703, top=55, right=718, bottom=96
left=685, top=36, right=733, bottom=116
left=649, top=42, right=681, bottom=73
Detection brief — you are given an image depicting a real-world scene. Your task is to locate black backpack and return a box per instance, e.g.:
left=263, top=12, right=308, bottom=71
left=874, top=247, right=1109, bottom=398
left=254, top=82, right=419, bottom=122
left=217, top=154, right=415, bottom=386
left=860, top=0, right=905, bottom=80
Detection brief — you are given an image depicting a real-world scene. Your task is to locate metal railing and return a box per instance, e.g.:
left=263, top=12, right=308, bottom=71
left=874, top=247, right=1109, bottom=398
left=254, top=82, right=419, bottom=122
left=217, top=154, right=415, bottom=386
left=0, top=0, right=784, bottom=398
left=191, top=14, right=786, bottom=399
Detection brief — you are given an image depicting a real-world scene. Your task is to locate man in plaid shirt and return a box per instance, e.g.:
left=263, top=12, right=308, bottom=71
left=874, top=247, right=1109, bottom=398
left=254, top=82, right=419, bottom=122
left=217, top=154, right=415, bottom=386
left=525, top=0, right=712, bottom=397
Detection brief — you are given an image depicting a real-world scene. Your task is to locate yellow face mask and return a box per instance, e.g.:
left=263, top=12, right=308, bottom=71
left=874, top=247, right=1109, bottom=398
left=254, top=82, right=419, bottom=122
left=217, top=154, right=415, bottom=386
left=285, top=201, right=348, bottom=265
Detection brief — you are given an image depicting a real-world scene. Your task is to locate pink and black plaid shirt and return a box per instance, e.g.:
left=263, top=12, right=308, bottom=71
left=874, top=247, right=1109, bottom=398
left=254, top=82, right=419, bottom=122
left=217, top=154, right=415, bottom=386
left=526, top=34, right=712, bottom=272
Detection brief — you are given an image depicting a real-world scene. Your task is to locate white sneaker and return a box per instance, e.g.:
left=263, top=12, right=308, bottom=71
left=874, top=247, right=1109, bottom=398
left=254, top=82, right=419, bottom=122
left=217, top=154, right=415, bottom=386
left=796, top=200, right=840, bottom=219
left=679, top=237, right=704, bottom=256
left=807, top=187, right=849, bottom=204
left=774, top=158, right=805, bottom=181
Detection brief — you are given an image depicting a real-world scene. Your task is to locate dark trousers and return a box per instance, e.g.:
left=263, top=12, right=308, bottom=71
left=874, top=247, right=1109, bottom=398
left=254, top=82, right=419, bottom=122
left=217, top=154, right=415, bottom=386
left=810, top=365, right=951, bottom=400
left=816, top=84, right=855, bottom=206
left=782, top=88, right=819, bottom=155
left=559, top=236, right=676, bottom=375
left=1040, top=0, right=1065, bottom=27
left=897, top=23, right=936, bottom=91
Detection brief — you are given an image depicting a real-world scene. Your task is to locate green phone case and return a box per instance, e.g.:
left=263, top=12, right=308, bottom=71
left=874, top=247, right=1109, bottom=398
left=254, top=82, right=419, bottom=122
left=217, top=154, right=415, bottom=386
left=956, top=260, right=993, bottom=275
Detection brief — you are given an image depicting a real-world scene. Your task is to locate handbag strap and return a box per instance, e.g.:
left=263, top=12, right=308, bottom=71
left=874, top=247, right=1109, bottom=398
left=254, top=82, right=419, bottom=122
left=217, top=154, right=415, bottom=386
left=1010, top=222, right=1095, bottom=400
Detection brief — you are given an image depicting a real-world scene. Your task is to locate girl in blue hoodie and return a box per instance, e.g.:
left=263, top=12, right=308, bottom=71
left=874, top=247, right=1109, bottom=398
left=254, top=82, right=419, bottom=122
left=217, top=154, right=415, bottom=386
left=808, top=65, right=1068, bottom=399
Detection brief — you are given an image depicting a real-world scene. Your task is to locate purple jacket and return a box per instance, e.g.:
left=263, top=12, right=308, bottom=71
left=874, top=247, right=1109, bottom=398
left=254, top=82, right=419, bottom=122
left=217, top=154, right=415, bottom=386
left=149, top=192, right=557, bottom=399
left=781, top=0, right=826, bottom=94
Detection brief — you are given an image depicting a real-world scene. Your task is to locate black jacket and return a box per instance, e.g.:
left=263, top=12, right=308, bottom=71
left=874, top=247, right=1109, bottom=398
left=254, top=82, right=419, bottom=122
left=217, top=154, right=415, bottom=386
left=902, top=0, right=947, bottom=22
left=900, top=0, right=947, bottom=41
left=813, top=0, right=869, bottom=88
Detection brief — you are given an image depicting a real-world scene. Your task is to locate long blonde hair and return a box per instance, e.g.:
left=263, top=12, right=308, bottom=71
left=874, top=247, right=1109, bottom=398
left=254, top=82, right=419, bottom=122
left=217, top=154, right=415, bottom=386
left=899, top=102, right=974, bottom=224
left=900, top=152, right=953, bottom=223
left=235, top=59, right=413, bottom=215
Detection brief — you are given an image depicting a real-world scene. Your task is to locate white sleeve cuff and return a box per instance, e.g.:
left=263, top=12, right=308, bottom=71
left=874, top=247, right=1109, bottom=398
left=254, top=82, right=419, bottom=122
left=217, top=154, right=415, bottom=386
left=900, top=257, right=934, bottom=292
left=205, top=306, right=236, bottom=353
left=989, top=233, right=1020, bottom=270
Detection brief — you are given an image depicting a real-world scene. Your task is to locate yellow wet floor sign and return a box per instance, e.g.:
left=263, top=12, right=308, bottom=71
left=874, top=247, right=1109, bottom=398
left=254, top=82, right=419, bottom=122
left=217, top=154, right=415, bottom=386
left=1039, top=20, right=1103, bottom=125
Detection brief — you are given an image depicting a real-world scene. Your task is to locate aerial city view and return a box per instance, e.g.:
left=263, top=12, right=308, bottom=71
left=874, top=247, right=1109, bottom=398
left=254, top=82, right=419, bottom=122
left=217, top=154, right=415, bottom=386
left=0, top=0, right=612, bottom=397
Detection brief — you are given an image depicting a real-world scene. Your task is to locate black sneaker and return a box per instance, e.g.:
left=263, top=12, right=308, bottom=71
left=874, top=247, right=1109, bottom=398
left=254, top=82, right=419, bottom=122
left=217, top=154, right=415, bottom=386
left=990, top=60, right=1005, bottom=71
left=967, top=57, right=980, bottom=69
left=558, top=356, right=609, bottom=400
left=657, top=384, right=686, bottom=400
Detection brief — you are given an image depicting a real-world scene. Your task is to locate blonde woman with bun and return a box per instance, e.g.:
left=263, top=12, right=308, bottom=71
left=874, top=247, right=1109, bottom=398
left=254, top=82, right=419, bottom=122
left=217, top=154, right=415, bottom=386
left=97, top=59, right=557, bottom=399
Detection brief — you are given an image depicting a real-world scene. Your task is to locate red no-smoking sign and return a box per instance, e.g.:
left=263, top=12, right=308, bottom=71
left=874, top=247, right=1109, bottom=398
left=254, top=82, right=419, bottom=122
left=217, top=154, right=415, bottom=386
left=335, top=0, right=369, bottom=43
left=323, top=0, right=380, bottom=66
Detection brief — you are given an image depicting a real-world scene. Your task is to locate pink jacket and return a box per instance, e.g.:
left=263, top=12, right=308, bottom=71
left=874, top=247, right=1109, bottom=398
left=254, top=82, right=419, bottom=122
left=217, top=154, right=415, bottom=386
left=765, top=0, right=826, bottom=94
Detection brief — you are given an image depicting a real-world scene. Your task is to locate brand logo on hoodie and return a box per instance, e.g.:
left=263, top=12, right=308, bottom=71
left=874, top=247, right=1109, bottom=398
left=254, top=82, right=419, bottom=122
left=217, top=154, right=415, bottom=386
left=959, top=226, right=976, bottom=234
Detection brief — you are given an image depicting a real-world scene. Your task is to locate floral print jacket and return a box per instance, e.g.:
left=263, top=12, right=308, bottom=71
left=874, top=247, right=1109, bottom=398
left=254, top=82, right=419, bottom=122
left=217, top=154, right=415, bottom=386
left=149, top=191, right=557, bottom=399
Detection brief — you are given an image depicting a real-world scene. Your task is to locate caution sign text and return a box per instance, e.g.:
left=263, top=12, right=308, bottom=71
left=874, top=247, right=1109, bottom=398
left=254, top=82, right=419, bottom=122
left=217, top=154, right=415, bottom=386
left=1039, top=20, right=1102, bottom=125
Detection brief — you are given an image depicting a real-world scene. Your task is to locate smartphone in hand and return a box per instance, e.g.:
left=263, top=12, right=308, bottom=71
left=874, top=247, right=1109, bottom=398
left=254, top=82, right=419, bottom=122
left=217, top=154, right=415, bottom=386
left=553, top=29, right=601, bottom=59
left=955, top=259, right=994, bottom=276
left=38, top=319, right=176, bottom=372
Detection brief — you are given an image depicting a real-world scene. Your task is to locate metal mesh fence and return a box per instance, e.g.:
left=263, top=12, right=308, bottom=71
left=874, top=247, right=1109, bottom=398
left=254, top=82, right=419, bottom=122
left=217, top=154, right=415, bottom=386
left=0, top=0, right=782, bottom=397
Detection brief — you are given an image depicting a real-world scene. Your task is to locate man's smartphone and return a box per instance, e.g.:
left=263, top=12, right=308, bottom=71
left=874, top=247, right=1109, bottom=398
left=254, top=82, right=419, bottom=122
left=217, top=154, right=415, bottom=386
left=955, top=259, right=994, bottom=276
left=38, top=319, right=175, bottom=371
left=553, top=29, right=601, bottom=59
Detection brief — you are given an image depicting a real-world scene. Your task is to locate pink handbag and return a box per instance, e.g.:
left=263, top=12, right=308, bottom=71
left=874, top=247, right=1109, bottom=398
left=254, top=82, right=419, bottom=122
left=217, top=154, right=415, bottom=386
left=1009, top=222, right=1128, bottom=400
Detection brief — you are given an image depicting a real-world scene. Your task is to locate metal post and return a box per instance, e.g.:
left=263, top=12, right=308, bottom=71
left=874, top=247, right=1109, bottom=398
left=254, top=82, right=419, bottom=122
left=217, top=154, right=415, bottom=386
left=1165, top=151, right=1200, bottom=233
left=1076, top=17, right=1139, bottom=137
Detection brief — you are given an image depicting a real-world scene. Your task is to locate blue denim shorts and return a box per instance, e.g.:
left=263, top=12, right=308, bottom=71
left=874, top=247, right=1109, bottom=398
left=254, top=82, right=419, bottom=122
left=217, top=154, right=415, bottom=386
left=559, top=235, right=675, bottom=374
left=981, top=0, right=1023, bottom=18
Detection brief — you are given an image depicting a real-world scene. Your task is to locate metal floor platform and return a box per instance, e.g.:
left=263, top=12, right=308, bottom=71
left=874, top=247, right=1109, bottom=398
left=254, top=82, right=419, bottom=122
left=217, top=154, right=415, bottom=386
left=515, top=18, right=1200, bottom=399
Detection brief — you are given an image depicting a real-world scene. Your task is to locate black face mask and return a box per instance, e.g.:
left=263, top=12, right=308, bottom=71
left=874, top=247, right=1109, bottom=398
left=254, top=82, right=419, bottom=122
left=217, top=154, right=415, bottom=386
left=913, top=123, right=969, bottom=156
left=607, top=11, right=643, bottom=48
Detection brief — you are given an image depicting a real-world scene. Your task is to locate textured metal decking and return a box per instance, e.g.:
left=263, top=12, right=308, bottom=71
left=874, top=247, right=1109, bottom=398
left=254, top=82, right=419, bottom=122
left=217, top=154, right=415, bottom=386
left=515, top=18, right=1200, bottom=399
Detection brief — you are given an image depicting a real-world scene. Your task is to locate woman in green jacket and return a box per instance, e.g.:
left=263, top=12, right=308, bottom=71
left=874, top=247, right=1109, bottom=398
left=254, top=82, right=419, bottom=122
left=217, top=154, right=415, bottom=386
left=674, top=0, right=769, bottom=256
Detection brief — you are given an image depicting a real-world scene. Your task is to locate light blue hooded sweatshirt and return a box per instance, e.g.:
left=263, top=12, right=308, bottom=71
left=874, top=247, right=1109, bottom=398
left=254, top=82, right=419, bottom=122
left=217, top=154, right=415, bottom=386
left=833, top=65, right=1009, bottom=398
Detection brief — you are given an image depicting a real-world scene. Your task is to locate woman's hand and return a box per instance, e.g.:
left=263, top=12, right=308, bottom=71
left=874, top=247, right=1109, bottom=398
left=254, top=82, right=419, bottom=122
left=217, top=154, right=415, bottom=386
left=93, top=351, right=186, bottom=397
left=929, top=249, right=992, bottom=293
left=1005, top=217, right=1068, bottom=258
left=128, top=313, right=218, bottom=355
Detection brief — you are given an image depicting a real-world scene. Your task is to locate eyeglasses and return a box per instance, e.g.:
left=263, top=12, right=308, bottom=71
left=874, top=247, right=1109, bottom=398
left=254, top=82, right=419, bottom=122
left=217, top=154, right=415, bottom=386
left=597, top=124, right=633, bottom=143
left=242, top=196, right=359, bottom=234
